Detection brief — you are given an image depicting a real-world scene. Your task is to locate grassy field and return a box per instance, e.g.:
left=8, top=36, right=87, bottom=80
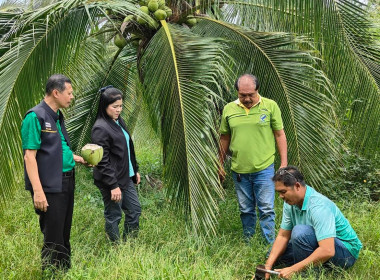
left=1, top=141, right=379, bottom=279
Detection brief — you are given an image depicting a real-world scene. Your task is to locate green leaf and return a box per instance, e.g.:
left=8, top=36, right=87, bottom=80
left=0, top=5, right=93, bottom=205
left=140, top=21, right=231, bottom=234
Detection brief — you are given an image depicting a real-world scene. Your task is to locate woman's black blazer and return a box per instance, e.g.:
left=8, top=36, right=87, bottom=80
left=91, top=117, right=138, bottom=190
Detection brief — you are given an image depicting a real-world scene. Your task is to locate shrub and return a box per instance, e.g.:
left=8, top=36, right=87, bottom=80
left=326, top=151, right=379, bottom=201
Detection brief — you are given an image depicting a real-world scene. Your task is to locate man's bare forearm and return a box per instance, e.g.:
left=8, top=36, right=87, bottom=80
left=219, top=134, right=231, bottom=165
left=24, top=150, right=43, bottom=193
left=266, top=229, right=291, bottom=268
left=24, top=149, right=48, bottom=211
left=274, top=129, right=287, bottom=168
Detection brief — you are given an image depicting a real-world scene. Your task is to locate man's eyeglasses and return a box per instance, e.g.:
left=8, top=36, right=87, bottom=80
left=278, top=169, right=297, bottom=181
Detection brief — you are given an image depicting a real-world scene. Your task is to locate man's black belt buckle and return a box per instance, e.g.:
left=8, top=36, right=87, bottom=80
left=63, top=169, right=74, bottom=177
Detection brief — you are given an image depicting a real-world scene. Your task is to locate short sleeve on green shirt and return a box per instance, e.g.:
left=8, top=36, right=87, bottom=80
left=270, top=102, right=284, bottom=131
left=21, top=112, right=41, bottom=149
left=280, top=203, right=294, bottom=231
left=308, top=199, right=337, bottom=241
left=220, top=107, right=231, bottom=135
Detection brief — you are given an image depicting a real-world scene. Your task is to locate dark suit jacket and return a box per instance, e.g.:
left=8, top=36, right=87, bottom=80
left=91, top=117, right=138, bottom=190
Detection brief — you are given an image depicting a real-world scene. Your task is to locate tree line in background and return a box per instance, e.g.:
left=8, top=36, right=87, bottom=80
left=0, top=0, right=379, bottom=234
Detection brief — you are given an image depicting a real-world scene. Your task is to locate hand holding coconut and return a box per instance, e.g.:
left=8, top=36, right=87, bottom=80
left=73, top=154, right=87, bottom=165
left=80, top=144, right=104, bottom=166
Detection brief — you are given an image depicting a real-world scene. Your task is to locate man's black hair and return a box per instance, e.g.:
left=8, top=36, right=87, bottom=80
left=272, top=165, right=306, bottom=187
left=45, top=74, right=71, bottom=95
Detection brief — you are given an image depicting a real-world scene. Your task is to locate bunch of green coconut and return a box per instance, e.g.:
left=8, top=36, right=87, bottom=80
left=113, top=0, right=198, bottom=49
left=114, top=0, right=172, bottom=49
left=138, top=0, right=173, bottom=23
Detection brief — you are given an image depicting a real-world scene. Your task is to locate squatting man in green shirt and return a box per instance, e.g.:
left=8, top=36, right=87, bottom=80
left=264, top=166, right=362, bottom=279
left=219, top=74, right=288, bottom=243
left=21, top=74, right=87, bottom=272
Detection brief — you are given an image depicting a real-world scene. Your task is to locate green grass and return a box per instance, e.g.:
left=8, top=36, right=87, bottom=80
left=1, top=140, right=379, bottom=279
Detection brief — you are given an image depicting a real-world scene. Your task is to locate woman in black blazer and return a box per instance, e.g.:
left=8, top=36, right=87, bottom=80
left=91, top=86, right=141, bottom=242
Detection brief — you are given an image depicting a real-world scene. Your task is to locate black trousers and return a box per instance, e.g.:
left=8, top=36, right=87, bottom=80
left=97, top=177, right=141, bottom=242
left=32, top=171, right=75, bottom=271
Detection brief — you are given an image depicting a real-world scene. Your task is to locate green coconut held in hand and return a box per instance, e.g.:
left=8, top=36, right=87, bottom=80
left=81, top=144, right=104, bottom=166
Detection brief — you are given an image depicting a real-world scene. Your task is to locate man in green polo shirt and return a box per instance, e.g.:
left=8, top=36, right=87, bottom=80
left=219, top=74, right=287, bottom=243
left=22, top=74, right=86, bottom=272
left=265, top=166, right=362, bottom=279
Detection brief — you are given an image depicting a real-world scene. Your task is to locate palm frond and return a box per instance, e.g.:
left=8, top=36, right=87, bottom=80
left=66, top=45, right=140, bottom=153
left=0, top=12, right=16, bottom=56
left=140, top=21, right=232, bottom=234
left=192, top=18, right=342, bottom=190
left=329, top=1, right=380, bottom=154
left=0, top=6, right=94, bottom=205
left=220, top=0, right=380, bottom=156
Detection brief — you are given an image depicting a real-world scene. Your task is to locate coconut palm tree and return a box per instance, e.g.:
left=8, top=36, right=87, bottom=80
left=0, top=0, right=379, bottom=233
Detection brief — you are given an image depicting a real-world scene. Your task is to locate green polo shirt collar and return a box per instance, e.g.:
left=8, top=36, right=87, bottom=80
left=301, top=185, right=312, bottom=211
left=235, top=95, right=262, bottom=114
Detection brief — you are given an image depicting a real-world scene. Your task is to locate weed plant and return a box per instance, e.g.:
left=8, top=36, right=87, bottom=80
left=0, top=140, right=379, bottom=279
left=325, top=151, right=380, bottom=201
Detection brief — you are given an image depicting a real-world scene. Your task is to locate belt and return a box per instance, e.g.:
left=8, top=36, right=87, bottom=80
left=63, top=169, right=74, bottom=177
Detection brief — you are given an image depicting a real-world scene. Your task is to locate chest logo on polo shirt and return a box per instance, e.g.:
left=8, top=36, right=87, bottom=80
left=259, top=114, right=270, bottom=126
